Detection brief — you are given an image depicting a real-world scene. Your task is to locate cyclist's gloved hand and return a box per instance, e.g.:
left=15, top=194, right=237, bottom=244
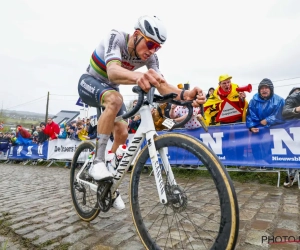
left=185, top=87, right=206, bottom=107
left=136, top=69, right=164, bottom=93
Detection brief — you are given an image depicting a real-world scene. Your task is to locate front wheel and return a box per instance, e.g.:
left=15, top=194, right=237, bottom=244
left=70, top=141, right=100, bottom=221
left=130, top=133, right=239, bottom=250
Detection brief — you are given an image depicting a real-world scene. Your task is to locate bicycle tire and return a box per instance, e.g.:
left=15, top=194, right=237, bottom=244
left=70, top=141, right=100, bottom=221
left=130, top=133, right=239, bottom=250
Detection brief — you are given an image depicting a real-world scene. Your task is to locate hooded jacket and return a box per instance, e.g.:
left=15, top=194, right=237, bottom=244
left=58, top=123, right=67, bottom=139
left=282, top=87, right=300, bottom=119
left=44, top=121, right=60, bottom=140
left=246, top=93, right=285, bottom=128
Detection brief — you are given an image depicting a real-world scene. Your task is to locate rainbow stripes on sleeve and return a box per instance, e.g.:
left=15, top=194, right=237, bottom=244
left=90, top=51, right=121, bottom=79
left=90, top=51, right=107, bottom=78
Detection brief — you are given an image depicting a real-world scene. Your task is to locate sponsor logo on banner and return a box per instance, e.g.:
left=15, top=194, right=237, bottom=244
left=270, top=127, right=300, bottom=162
left=38, top=144, right=44, bottom=156
left=216, top=99, right=242, bottom=122
left=17, top=146, right=23, bottom=156
left=26, top=146, right=33, bottom=156
left=8, top=143, right=47, bottom=159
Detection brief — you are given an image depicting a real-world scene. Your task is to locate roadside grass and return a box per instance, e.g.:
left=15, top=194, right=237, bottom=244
left=148, top=166, right=287, bottom=187
left=0, top=160, right=288, bottom=186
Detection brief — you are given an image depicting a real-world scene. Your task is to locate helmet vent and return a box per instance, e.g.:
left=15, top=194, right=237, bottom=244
left=144, top=20, right=154, bottom=35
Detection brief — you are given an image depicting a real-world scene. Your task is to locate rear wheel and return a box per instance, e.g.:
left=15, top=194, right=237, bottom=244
left=130, top=133, right=239, bottom=250
left=70, top=141, right=100, bottom=221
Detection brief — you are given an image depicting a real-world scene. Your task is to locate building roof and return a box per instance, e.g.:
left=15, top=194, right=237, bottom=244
left=52, top=110, right=80, bottom=125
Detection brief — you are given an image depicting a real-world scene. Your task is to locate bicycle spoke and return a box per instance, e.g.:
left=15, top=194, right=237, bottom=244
left=131, top=134, right=238, bottom=250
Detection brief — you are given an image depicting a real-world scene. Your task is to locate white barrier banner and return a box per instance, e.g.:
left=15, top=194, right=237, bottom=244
left=47, top=139, right=93, bottom=160
left=47, top=135, right=139, bottom=163
left=0, top=151, right=8, bottom=160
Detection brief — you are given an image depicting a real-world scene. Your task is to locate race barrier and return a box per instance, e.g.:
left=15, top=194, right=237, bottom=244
left=0, top=140, right=9, bottom=160
left=4, top=119, right=300, bottom=168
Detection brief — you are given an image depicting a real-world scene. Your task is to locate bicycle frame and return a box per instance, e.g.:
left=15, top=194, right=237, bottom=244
left=112, top=104, right=176, bottom=204
left=76, top=104, right=176, bottom=204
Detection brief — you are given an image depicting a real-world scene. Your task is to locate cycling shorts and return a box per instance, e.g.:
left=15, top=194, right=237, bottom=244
left=78, top=74, right=127, bottom=117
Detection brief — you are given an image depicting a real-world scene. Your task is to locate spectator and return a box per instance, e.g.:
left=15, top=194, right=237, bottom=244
left=169, top=83, right=202, bottom=130
left=44, top=117, right=60, bottom=140
left=246, top=78, right=285, bottom=169
left=206, top=87, right=215, bottom=99
left=280, top=87, right=300, bottom=187
left=152, top=105, right=167, bottom=131
left=70, top=120, right=77, bottom=129
left=58, top=123, right=67, bottom=139
left=10, top=132, right=17, bottom=146
left=31, top=124, right=36, bottom=134
left=128, top=114, right=141, bottom=134
left=169, top=104, right=202, bottom=129
left=204, top=75, right=248, bottom=168
left=128, top=100, right=141, bottom=134
left=0, top=132, right=10, bottom=155
left=65, top=123, right=71, bottom=138
left=246, top=78, right=285, bottom=130
left=282, top=87, right=300, bottom=120
left=85, top=118, right=91, bottom=131
left=32, top=131, right=39, bottom=143
left=76, top=120, right=88, bottom=140
left=203, top=74, right=248, bottom=126
left=38, top=123, right=50, bottom=144
left=15, top=125, right=32, bottom=145
left=68, top=125, right=78, bottom=140
left=16, top=125, right=31, bottom=139
left=81, top=118, right=97, bottom=140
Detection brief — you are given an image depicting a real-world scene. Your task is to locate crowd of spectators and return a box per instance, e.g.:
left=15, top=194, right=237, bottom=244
left=0, top=116, right=99, bottom=152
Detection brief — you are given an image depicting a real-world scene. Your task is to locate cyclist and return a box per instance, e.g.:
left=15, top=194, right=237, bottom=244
left=77, top=15, right=206, bottom=210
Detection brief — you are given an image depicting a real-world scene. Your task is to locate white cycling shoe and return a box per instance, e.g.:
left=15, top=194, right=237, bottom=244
left=89, top=162, right=113, bottom=180
left=112, top=192, right=125, bottom=210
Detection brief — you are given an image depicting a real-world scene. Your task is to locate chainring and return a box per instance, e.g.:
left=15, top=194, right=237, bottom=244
left=97, top=181, right=113, bottom=212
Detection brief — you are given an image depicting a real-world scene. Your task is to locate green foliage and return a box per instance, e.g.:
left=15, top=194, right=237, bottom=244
left=1, top=240, right=8, bottom=250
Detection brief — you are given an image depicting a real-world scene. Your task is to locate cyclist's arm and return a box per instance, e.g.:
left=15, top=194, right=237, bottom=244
left=148, top=58, right=204, bottom=104
left=107, top=62, right=144, bottom=85
left=157, top=80, right=205, bottom=107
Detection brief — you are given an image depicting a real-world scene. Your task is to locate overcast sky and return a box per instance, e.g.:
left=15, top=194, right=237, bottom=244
left=1, top=0, right=300, bottom=117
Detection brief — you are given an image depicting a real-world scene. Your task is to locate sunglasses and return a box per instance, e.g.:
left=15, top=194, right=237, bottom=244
left=139, top=32, right=161, bottom=52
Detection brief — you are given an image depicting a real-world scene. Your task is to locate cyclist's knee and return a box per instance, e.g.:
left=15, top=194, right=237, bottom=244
left=103, top=92, right=123, bottom=110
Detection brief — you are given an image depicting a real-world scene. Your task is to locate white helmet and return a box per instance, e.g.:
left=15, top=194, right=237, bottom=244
left=134, top=15, right=167, bottom=44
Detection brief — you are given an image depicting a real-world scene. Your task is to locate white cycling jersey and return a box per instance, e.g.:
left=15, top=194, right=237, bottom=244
left=86, top=29, right=161, bottom=89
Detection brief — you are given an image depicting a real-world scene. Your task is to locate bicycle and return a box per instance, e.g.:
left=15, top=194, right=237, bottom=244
left=70, top=86, right=239, bottom=250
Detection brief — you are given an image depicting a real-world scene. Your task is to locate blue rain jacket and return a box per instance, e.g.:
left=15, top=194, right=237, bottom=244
left=246, top=93, right=285, bottom=128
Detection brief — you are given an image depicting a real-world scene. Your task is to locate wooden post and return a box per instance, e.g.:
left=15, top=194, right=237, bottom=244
left=45, top=91, right=49, bottom=123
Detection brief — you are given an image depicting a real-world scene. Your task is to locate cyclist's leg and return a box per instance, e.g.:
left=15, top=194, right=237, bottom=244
left=78, top=74, right=121, bottom=180
left=111, top=120, right=128, bottom=152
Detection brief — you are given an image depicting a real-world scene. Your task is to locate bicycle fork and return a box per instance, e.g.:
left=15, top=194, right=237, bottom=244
left=147, top=134, right=176, bottom=205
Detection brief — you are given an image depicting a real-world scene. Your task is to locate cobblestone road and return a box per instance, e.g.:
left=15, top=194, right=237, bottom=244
left=0, top=163, right=300, bottom=250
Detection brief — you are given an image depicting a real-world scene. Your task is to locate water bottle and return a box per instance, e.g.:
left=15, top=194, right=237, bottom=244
left=107, top=144, right=127, bottom=174
left=116, top=144, right=127, bottom=161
